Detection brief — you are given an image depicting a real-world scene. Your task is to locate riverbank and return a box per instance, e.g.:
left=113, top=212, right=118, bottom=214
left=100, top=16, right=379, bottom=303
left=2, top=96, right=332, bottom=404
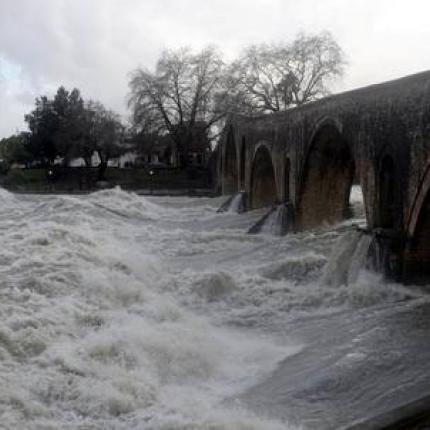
left=9, top=188, right=218, bottom=197
left=0, top=166, right=218, bottom=197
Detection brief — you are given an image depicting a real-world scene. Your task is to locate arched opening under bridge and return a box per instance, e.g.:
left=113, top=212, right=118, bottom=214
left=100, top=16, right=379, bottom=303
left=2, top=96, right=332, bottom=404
left=297, top=123, right=356, bottom=230
left=250, top=145, right=277, bottom=209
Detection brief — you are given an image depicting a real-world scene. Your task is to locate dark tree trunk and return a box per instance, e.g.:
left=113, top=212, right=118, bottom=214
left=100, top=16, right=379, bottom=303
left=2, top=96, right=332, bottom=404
left=178, top=136, right=192, bottom=169
left=62, top=156, right=69, bottom=167
left=98, top=160, right=107, bottom=180
left=95, top=150, right=109, bottom=180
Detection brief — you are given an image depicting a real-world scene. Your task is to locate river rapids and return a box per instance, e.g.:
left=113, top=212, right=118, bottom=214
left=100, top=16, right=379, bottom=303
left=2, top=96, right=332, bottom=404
left=0, top=187, right=429, bottom=429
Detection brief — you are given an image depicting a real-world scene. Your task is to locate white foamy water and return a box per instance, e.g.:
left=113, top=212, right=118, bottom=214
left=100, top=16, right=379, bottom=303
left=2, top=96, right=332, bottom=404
left=0, top=186, right=428, bottom=429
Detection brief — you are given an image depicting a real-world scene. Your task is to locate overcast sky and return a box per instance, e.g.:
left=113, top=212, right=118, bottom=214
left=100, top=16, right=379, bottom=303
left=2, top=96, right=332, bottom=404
left=1, top=0, right=430, bottom=138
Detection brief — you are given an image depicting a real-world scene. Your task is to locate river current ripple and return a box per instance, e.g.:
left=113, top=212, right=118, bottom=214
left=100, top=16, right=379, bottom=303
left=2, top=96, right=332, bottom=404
left=0, top=188, right=428, bottom=429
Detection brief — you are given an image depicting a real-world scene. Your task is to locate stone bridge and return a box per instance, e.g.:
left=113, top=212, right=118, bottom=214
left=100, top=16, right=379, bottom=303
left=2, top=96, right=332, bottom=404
left=219, top=70, right=430, bottom=283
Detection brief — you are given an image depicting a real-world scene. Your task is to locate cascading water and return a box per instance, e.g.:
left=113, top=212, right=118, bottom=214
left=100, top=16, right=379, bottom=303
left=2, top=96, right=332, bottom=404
left=217, top=191, right=246, bottom=214
left=0, top=186, right=429, bottom=430
left=228, top=191, right=246, bottom=213
left=248, top=203, right=293, bottom=235
left=322, top=228, right=374, bottom=286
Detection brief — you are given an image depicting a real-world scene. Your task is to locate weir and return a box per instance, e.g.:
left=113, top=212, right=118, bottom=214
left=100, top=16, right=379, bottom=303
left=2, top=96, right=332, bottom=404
left=248, top=202, right=293, bottom=235
left=322, top=228, right=374, bottom=286
left=217, top=191, right=246, bottom=213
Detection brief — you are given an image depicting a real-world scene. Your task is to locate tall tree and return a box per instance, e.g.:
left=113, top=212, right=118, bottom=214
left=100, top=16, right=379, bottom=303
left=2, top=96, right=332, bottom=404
left=54, top=87, right=86, bottom=163
left=24, top=86, right=87, bottom=165
left=86, top=101, right=125, bottom=179
left=24, top=95, right=58, bottom=164
left=230, top=32, right=345, bottom=112
left=128, top=46, right=234, bottom=167
left=24, top=87, right=125, bottom=172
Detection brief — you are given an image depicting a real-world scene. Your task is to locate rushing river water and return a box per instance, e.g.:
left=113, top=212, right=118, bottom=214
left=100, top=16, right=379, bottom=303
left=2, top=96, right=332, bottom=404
left=0, top=187, right=429, bottom=429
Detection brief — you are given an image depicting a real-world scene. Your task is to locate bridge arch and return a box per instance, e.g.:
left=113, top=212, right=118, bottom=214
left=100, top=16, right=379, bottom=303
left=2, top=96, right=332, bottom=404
left=249, top=143, right=277, bottom=209
left=222, top=128, right=238, bottom=194
left=403, top=163, right=430, bottom=282
left=296, top=119, right=356, bottom=230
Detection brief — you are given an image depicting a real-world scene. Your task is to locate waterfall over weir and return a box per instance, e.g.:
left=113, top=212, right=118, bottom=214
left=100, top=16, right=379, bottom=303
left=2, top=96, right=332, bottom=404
left=322, top=228, right=374, bottom=286
left=217, top=191, right=246, bottom=213
left=248, top=203, right=293, bottom=235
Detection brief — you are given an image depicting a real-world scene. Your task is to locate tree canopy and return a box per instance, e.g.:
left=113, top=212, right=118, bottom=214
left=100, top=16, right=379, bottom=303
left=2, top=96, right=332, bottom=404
left=4, top=31, right=345, bottom=174
left=230, top=32, right=345, bottom=112
left=0, top=133, right=31, bottom=169
left=128, top=46, right=237, bottom=166
left=23, top=86, right=125, bottom=177
left=127, top=32, right=345, bottom=162
left=85, top=101, right=125, bottom=178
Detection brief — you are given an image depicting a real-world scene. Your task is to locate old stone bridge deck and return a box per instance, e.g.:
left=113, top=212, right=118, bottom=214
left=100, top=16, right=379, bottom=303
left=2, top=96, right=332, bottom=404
left=220, top=70, right=430, bottom=282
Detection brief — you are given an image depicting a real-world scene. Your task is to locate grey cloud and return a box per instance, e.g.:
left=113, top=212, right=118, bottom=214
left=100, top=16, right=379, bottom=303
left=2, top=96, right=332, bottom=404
left=1, top=0, right=430, bottom=137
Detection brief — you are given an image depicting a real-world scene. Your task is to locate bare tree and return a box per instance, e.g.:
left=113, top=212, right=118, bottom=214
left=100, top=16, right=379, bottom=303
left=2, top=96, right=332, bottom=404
left=128, top=46, right=236, bottom=167
left=230, top=32, right=345, bottom=112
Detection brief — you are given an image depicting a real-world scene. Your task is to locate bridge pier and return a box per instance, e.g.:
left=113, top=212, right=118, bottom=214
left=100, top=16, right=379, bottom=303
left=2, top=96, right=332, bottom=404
left=366, top=229, right=404, bottom=281
left=403, top=191, right=430, bottom=284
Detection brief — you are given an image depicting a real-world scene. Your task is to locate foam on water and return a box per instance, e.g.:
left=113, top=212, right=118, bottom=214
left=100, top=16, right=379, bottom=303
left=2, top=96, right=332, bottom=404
left=0, top=187, right=426, bottom=429
left=0, top=189, right=302, bottom=429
